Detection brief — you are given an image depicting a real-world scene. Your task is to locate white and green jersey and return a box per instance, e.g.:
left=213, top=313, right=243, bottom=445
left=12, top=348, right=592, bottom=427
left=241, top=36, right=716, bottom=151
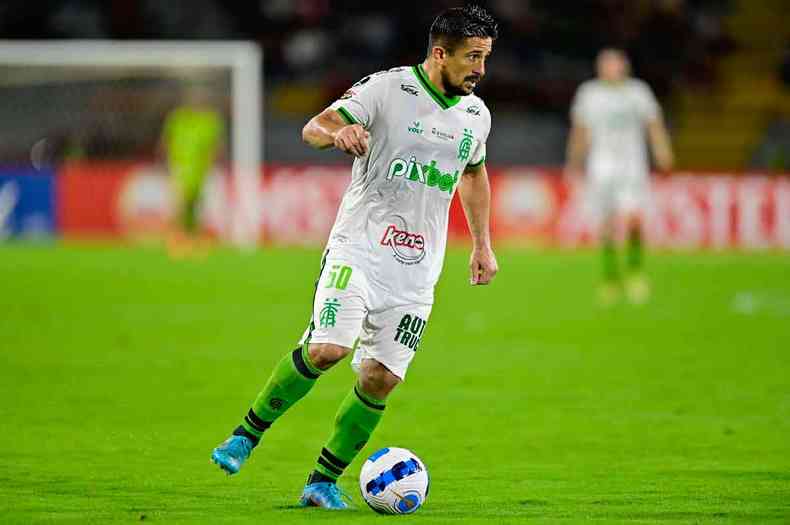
left=570, top=78, right=660, bottom=180
left=326, top=64, right=490, bottom=304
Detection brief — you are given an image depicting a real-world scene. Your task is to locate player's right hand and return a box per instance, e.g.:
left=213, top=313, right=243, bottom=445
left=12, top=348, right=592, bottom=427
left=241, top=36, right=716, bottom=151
left=655, top=151, right=674, bottom=172
left=334, top=124, right=370, bottom=157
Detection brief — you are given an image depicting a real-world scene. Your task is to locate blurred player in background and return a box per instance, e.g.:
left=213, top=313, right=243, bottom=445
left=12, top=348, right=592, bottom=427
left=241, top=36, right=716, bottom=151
left=566, top=48, right=674, bottom=305
left=161, top=87, right=224, bottom=258
left=211, top=5, right=498, bottom=510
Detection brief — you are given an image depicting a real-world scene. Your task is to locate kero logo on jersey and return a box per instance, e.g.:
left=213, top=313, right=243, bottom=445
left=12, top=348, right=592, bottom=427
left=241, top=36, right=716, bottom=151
left=386, top=157, right=459, bottom=195
left=380, top=224, right=426, bottom=265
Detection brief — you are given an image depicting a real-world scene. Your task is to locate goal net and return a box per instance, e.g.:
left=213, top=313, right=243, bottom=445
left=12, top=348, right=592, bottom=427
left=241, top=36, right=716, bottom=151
left=0, top=40, right=262, bottom=246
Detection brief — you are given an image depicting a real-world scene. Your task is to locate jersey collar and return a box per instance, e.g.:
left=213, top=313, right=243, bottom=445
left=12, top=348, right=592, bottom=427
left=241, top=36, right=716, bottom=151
left=412, top=64, right=461, bottom=110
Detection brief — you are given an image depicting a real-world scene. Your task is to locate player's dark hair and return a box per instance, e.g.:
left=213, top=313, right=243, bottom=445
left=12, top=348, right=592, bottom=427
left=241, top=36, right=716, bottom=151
left=427, top=5, right=498, bottom=56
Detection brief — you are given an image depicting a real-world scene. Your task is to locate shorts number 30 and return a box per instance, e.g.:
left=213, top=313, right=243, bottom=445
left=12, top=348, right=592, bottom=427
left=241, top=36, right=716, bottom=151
left=326, top=265, right=353, bottom=290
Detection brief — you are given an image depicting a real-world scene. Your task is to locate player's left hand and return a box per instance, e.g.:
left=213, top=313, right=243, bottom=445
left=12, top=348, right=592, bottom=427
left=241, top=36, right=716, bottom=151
left=469, top=247, right=498, bottom=285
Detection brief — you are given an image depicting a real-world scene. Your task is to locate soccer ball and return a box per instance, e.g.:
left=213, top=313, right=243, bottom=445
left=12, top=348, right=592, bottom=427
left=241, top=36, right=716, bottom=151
left=359, top=447, right=429, bottom=514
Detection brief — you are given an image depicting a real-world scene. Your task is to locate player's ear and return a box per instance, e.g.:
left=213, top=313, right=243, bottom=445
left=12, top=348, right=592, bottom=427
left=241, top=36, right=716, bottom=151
left=431, top=46, right=447, bottom=63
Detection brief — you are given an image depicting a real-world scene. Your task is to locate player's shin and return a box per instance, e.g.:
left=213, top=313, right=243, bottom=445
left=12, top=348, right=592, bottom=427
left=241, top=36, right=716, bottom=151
left=624, top=223, right=650, bottom=303
left=308, top=383, right=386, bottom=483
left=235, top=344, right=323, bottom=444
left=602, top=236, right=619, bottom=283
left=627, top=224, right=643, bottom=271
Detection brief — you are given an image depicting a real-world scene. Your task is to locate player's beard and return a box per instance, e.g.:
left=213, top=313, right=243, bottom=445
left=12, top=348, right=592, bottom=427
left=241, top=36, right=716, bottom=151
left=441, top=69, right=479, bottom=97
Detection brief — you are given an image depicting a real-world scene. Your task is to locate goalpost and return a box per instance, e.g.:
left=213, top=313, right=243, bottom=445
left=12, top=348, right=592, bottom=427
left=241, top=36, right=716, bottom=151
left=0, top=40, right=262, bottom=247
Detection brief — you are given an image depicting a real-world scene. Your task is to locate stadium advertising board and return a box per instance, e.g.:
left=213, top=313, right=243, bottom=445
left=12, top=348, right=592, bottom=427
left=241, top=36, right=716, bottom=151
left=54, top=162, right=790, bottom=250
left=0, top=168, right=56, bottom=239
left=57, top=162, right=229, bottom=240
left=493, top=168, right=790, bottom=250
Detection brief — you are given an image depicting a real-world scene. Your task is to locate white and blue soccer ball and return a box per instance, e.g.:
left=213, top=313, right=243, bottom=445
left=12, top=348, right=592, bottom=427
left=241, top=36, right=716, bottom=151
left=359, top=447, right=429, bottom=514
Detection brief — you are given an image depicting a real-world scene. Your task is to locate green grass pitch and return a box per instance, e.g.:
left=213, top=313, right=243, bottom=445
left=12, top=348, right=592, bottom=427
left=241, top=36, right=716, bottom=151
left=1, top=242, right=789, bottom=523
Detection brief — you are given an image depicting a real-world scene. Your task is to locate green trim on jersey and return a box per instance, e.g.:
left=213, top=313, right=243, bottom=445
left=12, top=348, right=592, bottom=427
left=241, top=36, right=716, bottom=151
left=337, top=107, right=358, bottom=125
left=412, top=65, right=461, bottom=110
left=467, top=155, right=486, bottom=169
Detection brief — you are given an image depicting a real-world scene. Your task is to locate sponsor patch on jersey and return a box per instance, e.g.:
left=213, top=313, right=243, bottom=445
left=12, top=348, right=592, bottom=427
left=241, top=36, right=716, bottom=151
left=466, top=105, right=481, bottom=116
left=352, top=75, right=372, bottom=88
left=380, top=224, right=426, bottom=265
left=394, top=313, right=427, bottom=350
left=430, top=127, right=455, bottom=141
left=407, top=121, right=423, bottom=135
left=401, top=84, right=419, bottom=96
left=351, top=70, right=388, bottom=89
left=386, top=156, right=459, bottom=195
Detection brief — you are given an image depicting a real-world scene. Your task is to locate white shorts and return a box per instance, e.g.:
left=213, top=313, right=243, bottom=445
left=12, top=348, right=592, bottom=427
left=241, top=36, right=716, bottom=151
left=298, top=252, right=432, bottom=380
left=585, top=175, right=650, bottom=223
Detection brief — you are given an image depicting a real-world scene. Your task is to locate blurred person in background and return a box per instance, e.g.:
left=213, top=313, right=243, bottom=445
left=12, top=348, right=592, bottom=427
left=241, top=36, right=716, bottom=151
left=565, top=48, right=674, bottom=305
left=160, top=86, right=224, bottom=258
left=210, top=4, right=498, bottom=510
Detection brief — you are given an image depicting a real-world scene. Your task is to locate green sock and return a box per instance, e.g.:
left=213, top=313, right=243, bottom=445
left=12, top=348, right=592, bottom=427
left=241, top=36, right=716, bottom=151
left=237, top=345, right=322, bottom=443
left=182, top=194, right=199, bottom=233
left=312, top=383, right=386, bottom=481
left=602, top=237, right=619, bottom=282
left=627, top=226, right=642, bottom=272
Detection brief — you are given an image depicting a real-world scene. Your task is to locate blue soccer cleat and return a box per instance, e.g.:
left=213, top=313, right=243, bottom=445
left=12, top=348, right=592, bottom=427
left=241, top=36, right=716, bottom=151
left=211, top=435, right=253, bottom=475
left=299, top=482, right=353, bottom=510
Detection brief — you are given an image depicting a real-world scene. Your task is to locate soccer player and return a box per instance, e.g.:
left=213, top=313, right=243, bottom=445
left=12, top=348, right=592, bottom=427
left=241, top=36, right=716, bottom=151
left=161, top=88, right=224, bottom=258
left=211, top=5, right=499, bottom=510
left=565, top=48, right=674, bottom=305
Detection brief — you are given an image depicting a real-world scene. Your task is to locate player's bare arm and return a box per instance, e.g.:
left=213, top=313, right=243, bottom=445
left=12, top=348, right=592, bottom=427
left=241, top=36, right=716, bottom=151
left=458, top=163, right=498, bottom=285
left=565, top=120, right=589, bottom=177
left=647, top=117, right=674, bottom=171
left=302, top=108, right=370, bottom=156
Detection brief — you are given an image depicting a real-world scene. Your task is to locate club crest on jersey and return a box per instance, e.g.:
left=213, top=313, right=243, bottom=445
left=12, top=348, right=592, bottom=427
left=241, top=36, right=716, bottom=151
left=386, top=156, right=459, bottom=195
left=458, top=129, right=473, bottom=161
left=380, top=224, right=426, bottom=265
left=466, top=105, right=481, bottom=116
left=319, top=298, right=341, bottom=328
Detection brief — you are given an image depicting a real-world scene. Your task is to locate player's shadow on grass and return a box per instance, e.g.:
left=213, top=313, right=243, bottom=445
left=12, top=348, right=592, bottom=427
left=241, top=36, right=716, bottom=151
left=272, top=504, right=365, bottom=512
left=519, top=499, right=550, bottom=506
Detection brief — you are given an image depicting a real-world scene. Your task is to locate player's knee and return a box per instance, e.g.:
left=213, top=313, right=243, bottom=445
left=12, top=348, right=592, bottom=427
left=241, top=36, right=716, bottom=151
left=308, top=343, right=351, bottom=370
left=600, top=216, right=616, bottom=236
left=625, top=213, right=642, bottom=230
left=359, top=359, right=401, bottom=399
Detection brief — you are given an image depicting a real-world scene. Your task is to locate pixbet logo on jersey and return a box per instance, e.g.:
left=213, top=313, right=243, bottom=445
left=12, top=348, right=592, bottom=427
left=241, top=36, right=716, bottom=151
left=380, top=224, right=426, bottom=265
left=386, top=156, right=459, bottom=195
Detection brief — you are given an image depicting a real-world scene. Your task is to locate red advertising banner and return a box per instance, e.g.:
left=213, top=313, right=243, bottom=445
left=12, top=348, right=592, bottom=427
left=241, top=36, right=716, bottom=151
left=58, top=162, right=132, bottom=236
left=55, top=162, right=790, bottom=250
left=491, top=168, right=790, bottom=249
left=260, top=165, right=349, bottom=245
left=57, top=162, right=228, bottom=240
